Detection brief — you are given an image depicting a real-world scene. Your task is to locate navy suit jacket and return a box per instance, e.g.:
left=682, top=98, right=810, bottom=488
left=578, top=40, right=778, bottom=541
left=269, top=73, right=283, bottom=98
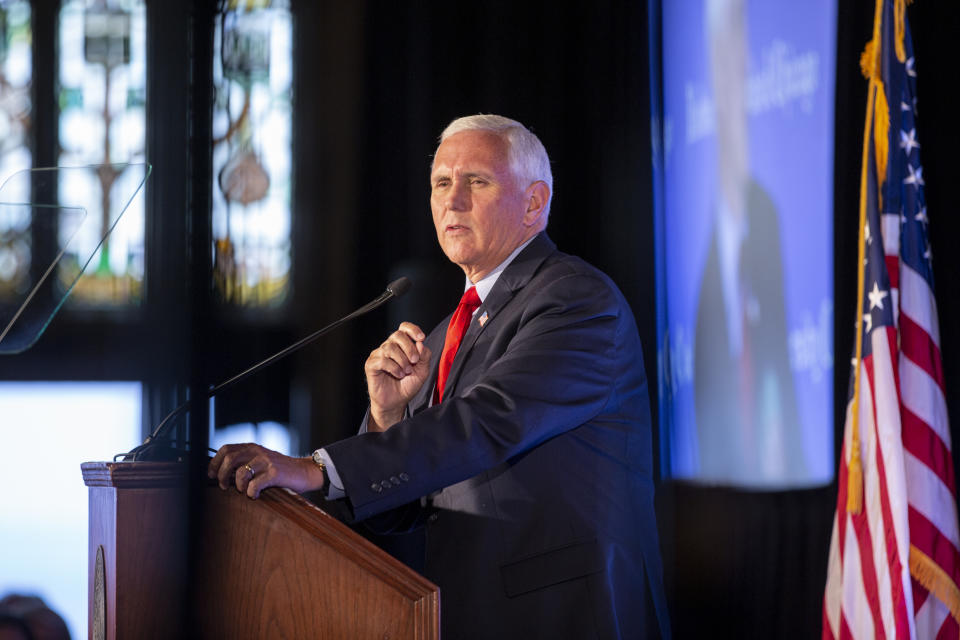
left=326, top=233, right=669, bottom=639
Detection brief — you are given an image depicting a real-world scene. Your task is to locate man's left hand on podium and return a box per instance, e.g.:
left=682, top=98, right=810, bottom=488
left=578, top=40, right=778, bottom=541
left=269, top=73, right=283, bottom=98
left=207, top=443, right=325, bottom=499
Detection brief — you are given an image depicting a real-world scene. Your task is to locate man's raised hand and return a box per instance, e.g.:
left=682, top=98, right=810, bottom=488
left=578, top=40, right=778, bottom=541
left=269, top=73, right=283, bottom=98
left=364, top=322, right=432, bottom=431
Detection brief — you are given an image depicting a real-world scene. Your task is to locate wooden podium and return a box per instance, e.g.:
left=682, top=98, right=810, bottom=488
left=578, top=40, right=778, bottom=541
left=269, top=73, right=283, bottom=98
left=81, top=461, right=439, bottom=639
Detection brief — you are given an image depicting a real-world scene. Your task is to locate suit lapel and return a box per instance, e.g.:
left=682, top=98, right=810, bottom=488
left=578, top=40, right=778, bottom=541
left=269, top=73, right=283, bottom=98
left=441, top=233, right=557, bottom=399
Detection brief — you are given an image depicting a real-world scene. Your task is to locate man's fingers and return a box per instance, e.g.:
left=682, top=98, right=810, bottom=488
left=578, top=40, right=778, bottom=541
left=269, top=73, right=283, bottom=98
left=397, top=322, right=426, bottom=342
left=367, top=333, right=428, bottom=378
left=247, top=467, right=275, bottom=499
left=208, top=443, right=263, bottom=490
left=385, top=330, right=423, bottom=365
left=208, top=442, right=238, bottom=479
left=208, top=447, right=224, bottom=471
left=217, top=448, right=243, bottom=490
left=366, top=351, right=410, bottom=380
left=208, top=446, right=316, bottom=500
left=234, top=459, right=259, bottom=493
left=381, top=340, right=420, bottom=372
left=363, top=323, right=428, bottom=378
left=392, top=324, right=427, bottom=363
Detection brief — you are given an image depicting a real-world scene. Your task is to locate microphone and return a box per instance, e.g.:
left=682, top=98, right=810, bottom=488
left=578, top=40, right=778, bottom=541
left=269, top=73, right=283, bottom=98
left=120, top=277, right=413, bottom=461
left=386, top=276, right=411, bottom=298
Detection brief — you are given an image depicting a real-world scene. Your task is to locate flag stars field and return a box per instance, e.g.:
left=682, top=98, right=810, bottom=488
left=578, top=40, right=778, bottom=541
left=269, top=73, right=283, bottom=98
left=868, top=282, right=888, bottom=311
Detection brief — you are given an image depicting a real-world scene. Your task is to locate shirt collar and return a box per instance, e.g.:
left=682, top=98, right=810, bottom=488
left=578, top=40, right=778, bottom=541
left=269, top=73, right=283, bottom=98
left=465, top=234, right=538, bottom=303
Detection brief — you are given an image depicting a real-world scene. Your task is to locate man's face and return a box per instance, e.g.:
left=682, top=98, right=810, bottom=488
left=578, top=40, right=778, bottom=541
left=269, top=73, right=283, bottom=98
left=430, top=130, right=536, bottom=283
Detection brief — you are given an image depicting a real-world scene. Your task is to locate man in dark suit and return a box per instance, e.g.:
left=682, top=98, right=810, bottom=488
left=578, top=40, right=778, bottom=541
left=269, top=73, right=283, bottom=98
left=692, top=0, right=805, bottom=485
left=209, top=115, right=669, bottom=639
left=693, top=179, right=805, bottom=484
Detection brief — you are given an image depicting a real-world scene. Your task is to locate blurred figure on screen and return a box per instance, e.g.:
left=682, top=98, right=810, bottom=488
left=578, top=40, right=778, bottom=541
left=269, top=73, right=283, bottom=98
left=693, top=0, right=805, bottom=485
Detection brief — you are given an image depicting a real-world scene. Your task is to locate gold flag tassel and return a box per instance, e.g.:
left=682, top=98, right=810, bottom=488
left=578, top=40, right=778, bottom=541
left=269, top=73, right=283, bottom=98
left=910, top=545, right=960, bottom=625
left=846, top=79, right=869, bottom=514
left=847, top=9, right=882, bottom=515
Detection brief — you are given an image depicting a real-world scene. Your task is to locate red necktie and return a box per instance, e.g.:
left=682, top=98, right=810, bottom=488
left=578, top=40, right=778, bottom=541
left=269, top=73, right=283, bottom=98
left=434, top=286, right=481, bottom=403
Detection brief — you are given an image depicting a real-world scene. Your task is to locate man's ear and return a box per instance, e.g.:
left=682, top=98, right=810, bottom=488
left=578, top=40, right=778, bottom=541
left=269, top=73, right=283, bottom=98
left=523, top=181, right=550, bottom=228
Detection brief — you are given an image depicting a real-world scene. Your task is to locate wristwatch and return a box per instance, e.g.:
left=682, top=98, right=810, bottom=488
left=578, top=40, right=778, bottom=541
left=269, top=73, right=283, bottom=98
left=311, top=449, right=331, bottom=497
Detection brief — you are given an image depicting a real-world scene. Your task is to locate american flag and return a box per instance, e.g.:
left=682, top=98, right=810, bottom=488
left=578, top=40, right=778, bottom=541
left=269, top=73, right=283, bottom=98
left=822, top=0, right=960, bottom=638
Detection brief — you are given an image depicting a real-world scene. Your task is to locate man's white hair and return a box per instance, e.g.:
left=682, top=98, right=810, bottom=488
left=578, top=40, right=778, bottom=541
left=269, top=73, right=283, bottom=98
left=438, top=114, right=553, bottom=217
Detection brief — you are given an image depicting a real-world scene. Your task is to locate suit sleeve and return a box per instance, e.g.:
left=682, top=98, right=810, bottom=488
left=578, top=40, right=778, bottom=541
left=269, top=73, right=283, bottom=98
left=326, top=270, right=629, bottom=521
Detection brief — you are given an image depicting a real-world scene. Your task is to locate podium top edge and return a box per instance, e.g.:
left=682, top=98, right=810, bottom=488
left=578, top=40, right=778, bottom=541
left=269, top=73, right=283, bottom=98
left=81, top=461, right=188, bottom=488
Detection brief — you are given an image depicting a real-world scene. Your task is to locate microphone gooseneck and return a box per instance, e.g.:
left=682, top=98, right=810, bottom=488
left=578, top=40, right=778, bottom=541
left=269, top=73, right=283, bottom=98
left=119, top=277, right=413, bottom=461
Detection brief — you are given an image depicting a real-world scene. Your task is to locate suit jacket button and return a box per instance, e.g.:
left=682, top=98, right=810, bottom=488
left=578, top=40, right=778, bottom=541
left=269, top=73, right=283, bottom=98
left=390, top=476, right=401, bottom=485
left=399, top=473, right=409, bottom=482
left=428, top=513, right=439, bottom=523
left=380, top=480, right=392, bottom=490
left=371, top=483, right=382, bottom=493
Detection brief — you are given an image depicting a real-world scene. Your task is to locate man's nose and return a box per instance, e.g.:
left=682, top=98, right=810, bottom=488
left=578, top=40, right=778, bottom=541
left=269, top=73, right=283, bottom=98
left=445, top=180, right=469, bottom=210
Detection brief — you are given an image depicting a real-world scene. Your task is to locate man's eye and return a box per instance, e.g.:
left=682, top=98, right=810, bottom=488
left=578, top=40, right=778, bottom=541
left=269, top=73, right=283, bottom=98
left=469, top=178, right=487, bottom=186
left=434, top=179, right=450, bottom=189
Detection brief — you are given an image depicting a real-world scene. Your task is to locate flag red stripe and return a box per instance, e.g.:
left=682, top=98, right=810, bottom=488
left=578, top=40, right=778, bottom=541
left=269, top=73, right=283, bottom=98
left=885, top=255, right=900, bottom=289
left=902, top=406, right=957, bottom=494
left=900, top=312, right=947, bottom=394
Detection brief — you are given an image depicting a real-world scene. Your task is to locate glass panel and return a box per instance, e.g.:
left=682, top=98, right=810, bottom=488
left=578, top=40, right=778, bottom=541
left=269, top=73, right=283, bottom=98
left=0, top=0, right=32, bottom=304
left=212, top=0, right=292, bottom=307
left=0, top=381, right=142, bottom=640
left=0, top=164, right=150, bottom=354
left=57, top=0, right=147, bottom=307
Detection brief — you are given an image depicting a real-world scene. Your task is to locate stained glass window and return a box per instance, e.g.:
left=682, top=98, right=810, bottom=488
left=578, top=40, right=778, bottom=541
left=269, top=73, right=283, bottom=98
left=0, top=1, right=32, bottom=304
left=212, top=0, right=292, bottom=307
left=57, top=0, right=147, bottom=306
